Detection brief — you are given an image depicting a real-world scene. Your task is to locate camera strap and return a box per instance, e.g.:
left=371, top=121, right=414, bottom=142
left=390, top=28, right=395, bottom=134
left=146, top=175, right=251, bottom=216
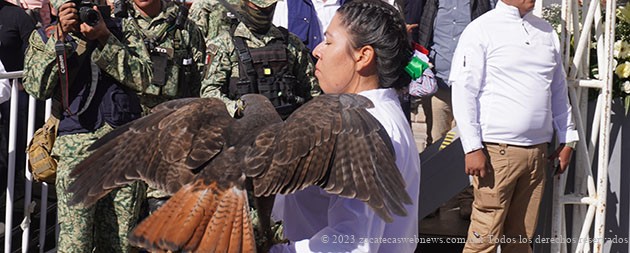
left=52, top=27, right=91, bottom=116
left=54, top=38, right=72, bottom=115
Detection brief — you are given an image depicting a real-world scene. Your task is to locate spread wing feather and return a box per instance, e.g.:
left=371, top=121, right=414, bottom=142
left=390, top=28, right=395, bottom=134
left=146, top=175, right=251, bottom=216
left=130, top=153, right=254, bottom=253
left=68, top=93, right=412, bottom=253
left=68, top=98, right=235, bottom=207
left=87, top=98, right=202, bottom=151
left=245, top=94, right=412, bottom=222
left=129, top=180, right=254, bottom=253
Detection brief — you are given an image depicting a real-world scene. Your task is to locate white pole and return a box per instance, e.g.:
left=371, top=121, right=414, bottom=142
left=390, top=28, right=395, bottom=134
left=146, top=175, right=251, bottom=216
left=568, top=0, right=600, bottom=79
left=592, top=0, right=615, bottom=251
left=21, top=95, right=37, bottom=252
left=4, top=75, right=19, bottom=253
left=39, top=99, right=53, bottom=253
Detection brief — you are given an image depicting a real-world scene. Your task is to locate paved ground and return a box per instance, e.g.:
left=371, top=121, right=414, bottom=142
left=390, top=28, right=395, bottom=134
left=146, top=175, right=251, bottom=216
left=410, top=105, right=470, bottom=252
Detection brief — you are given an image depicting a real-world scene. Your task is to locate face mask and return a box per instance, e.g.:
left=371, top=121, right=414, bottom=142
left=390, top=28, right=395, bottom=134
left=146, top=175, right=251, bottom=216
left=241, top=1, right=276, bottom=34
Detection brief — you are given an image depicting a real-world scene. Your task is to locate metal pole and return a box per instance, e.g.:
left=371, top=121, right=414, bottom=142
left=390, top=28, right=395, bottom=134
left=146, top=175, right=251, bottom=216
left=39, top=99, right=53, bottom=253
left=4, top=76, right=19, bottom=253
left=21, top=94, right=39, bottom=252
left=568, top=0, right=600, bottom=79
left=592, top=0, right=616, bottom=251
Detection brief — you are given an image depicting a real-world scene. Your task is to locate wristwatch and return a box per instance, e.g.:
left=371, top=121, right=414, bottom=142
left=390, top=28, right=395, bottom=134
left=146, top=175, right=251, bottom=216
left=565, top=141, right=577, bottom=149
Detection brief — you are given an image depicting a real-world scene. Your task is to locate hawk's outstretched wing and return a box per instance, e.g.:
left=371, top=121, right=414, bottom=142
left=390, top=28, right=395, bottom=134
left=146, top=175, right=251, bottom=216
left=246, top=94, right=412, bottom=222
left=68, top=94, right=414, bottom=253
left=127, top=94, right=283, bottom=253
left=68, top=98, right=236, bottom=207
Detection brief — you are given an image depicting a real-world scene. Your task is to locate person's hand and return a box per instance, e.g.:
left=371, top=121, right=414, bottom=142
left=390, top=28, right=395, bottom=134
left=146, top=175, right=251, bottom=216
left=58, top=2, right=80, bottom=34
left=80, top=6, right=111, bottom=44
left=406, top=23, right=418, bottom=34
left=465, top=148, right=491, bottom=178
left=549, top=144, right=574, bottom=175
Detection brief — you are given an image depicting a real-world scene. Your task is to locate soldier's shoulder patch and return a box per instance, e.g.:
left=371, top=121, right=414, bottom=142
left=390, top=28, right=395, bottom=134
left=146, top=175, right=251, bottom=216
left=204, top=44, right=220, bottom=79
left=207, top=44, right=219, bottom=55
left=205, top=44, right=219, bottom=65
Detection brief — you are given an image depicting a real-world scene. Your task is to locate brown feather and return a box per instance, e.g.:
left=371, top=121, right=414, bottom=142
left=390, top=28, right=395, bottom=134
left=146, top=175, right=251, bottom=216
left=195, top=186, right=251, bottom=252
left=69, top=94, right=414, bottom=252
left=68, top=98, right=233, bottom=206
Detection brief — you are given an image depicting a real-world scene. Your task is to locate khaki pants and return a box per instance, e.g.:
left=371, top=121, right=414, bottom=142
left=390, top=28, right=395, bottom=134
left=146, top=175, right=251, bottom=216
left=422, top=87, right=454, bottom=145
left=463, top=143, right=547, bottom=253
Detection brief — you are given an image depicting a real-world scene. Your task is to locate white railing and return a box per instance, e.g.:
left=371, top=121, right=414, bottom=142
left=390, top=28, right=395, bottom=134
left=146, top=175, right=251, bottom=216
left=0, top=70, right=56, bottom=253
left=549, top=0, right=615, bottom=252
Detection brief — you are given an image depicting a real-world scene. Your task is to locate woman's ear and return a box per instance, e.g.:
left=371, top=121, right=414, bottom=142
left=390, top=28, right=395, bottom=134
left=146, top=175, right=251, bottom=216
left=354, top=45, right=376, bottom=72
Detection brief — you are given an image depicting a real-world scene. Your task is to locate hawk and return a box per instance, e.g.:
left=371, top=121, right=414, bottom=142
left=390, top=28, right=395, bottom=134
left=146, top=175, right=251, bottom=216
left=67, top=93, right=412, bottom=252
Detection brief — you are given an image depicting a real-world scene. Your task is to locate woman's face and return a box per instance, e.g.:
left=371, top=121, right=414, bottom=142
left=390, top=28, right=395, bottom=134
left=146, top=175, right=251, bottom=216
left=312, top=14, right=359, bottom=94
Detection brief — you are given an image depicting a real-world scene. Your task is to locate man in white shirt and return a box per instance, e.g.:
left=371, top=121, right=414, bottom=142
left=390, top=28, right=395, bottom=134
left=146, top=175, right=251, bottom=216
left=450, top=0, right=579, bottom=252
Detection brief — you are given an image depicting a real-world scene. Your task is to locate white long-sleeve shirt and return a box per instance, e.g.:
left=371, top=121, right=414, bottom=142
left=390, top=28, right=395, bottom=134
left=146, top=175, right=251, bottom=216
left=450, top=0, right=579, bottom=153
left=271, top=88, right=421, bottom=253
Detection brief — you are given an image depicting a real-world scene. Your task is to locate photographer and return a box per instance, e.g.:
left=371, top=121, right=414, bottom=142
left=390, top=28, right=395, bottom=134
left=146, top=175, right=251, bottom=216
left=22, top=0, right=153, bottom=251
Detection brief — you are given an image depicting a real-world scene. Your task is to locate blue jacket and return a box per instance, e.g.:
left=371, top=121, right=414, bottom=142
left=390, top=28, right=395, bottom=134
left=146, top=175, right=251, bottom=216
left=287, top=0, right=347, bottom=52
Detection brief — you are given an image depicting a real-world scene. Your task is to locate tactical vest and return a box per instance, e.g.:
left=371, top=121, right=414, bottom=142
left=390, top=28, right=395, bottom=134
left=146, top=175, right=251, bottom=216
left=37, top=20, right=142, bottom=136
left=228, top=27, right=307, bottom=118
left=130, top=2, right=196, bottom=102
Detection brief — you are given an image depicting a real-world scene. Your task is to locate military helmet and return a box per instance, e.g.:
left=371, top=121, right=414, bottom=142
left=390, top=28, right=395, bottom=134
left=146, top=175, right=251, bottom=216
left=247, top=0, right=277, bottom=8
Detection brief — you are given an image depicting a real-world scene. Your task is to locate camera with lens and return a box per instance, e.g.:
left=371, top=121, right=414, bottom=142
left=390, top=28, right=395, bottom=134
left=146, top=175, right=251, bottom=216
left=71, top=0, right=101, bottom=26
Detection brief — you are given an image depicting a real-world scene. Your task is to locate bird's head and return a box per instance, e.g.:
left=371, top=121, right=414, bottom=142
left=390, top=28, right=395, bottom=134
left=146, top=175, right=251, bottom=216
left=235, top=98, right=247, bottom=118
left=236, top=94, right=280, bottom=120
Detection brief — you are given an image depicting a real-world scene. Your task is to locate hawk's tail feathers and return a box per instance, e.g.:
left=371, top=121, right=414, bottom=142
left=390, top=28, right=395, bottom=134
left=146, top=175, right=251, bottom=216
left=129, top=182, right=255, bottom=253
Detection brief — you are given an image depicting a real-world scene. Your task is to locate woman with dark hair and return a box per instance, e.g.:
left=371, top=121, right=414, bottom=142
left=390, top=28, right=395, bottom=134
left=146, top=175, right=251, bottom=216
left=271, top=0, right=421, bottom=252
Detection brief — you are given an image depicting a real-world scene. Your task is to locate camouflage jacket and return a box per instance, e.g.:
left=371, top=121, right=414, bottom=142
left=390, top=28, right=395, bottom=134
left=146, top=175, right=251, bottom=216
left=23, top=22, right=151, bottom=101
left=128, top=0, right=206, bottom=109
left=24, top=1, right=206, bottom=111
left=200, top=22, right=319, bottom=116
left=188, top=0, right=239, bottom=43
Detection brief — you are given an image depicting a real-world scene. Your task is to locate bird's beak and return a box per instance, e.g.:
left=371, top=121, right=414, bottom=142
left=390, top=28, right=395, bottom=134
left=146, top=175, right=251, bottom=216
left=235, top=99, right=246, bottom=118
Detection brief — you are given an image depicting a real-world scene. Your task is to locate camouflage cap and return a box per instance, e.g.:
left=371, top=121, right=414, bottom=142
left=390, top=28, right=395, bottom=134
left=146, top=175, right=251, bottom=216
left=50, top=0, right=109, bottom=12
left=51, top=0, right=65, bottom=10
left=247, top=0, right=277, bottom=8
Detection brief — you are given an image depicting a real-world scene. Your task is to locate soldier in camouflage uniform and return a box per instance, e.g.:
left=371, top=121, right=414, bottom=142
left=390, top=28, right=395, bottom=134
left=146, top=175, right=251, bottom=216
left=121, top=0, right=207, bottom=211
left=23, top=1, right=150, bottom=252
left=23, top=0, right=205, bottom=251
left=200, top=0, right=316, bottom=247
left=201, top=0, right=318, bottom=117
left=126, top=0, right=206, bottom=111
left=189, top=0, right=239, bottom=43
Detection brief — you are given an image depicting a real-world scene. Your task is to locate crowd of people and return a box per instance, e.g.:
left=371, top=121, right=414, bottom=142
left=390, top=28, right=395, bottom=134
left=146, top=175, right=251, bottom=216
left=1, top=0, right=578, bottom=252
